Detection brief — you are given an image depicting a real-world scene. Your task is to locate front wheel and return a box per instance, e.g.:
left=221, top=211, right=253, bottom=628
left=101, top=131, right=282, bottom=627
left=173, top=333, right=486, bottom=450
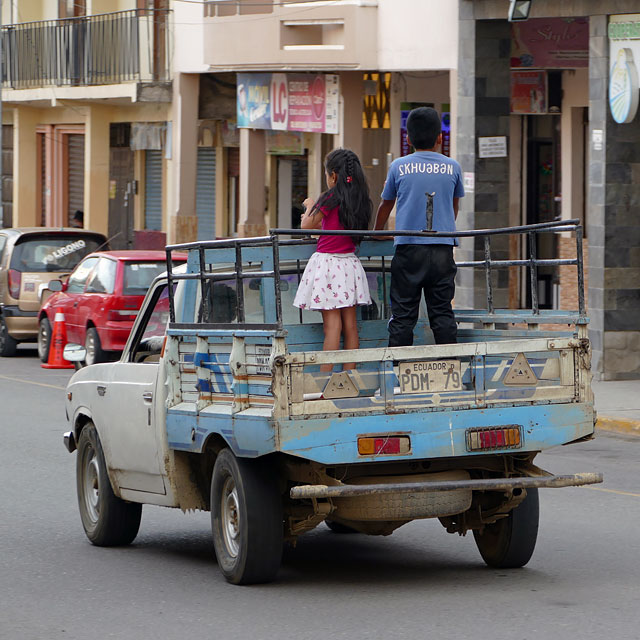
left=473, top=488, right=539, bottom=569
left=211, top=448, right=283, bottom=585
left=0, top=316, right=18, bottom=357
left=76, top=422, right=142, bottom=546
left=37, top=317, right=52, bottom=363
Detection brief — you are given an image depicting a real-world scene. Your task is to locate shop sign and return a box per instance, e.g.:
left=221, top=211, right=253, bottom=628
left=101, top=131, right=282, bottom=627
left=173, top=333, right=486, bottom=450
left=265, top=130, right=304, bottom=155
left=511, top=70, right=547, bottom=114
left=609, top=15, right=640, bottom=124
left=478, top=136, right=508, bottom=158
left=237, top=73, right=339, bottom=134
left=511, top=17, right=588, bottom=69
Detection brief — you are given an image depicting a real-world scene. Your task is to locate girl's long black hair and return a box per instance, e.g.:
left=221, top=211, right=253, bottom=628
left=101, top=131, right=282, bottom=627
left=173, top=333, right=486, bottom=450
left=312, top=148, right=372, bottom=235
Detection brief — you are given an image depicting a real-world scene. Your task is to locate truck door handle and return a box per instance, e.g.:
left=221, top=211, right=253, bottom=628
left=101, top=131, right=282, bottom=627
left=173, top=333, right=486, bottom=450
left=97, top=385, right=106, bottom=396
left=142, top=392, right=153, bottom=403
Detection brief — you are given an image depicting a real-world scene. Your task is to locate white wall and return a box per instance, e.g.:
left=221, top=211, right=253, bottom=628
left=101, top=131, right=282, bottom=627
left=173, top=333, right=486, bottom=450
left=172, top=0, right=215, bottom=74
left=377, top=0, right=459, bottom=71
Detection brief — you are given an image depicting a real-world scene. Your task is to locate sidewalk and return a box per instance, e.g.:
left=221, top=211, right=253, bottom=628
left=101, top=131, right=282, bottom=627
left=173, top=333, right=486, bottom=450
left=592, top=380, right=640, bottom=436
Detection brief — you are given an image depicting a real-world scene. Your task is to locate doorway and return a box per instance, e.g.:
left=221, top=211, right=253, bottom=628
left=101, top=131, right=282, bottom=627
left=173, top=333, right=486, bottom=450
left=108, top=124, right=135, bottom=250
left=525, top=115, right=561, bottom=309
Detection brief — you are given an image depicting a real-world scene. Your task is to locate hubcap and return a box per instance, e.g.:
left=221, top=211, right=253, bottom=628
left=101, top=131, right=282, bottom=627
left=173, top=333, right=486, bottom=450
left=82, top=446, right=101, bottom=524
left=221, top=476, right=240, bottom=558
left=38, top=322, right=49, bottom=360
left=85, top=332, right=96, bottom=366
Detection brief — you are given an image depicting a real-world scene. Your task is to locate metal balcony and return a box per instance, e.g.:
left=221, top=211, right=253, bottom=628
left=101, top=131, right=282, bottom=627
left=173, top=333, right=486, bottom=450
left=1, top=9, right=172, bottom=90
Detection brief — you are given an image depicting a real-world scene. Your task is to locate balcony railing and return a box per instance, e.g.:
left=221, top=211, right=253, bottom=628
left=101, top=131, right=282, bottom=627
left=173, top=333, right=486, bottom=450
left=1, top=9, right=172, bottom=90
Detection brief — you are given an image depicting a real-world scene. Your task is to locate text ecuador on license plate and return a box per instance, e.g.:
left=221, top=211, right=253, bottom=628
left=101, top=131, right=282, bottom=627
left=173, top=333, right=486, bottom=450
left=399, top=360, right=462, bottom=394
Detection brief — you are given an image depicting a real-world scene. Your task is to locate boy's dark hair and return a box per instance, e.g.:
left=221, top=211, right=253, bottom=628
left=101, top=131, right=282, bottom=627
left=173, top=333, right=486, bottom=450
left=406, top=107, right=441, bottom=150
left=313, top=148, right=372, bottom=237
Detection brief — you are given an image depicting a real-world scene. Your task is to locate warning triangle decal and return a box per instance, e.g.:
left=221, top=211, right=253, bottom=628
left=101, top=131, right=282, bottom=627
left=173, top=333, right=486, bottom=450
left=322, top=371, right=359, bottom=399
left=503, top=353, right=537, bottom=386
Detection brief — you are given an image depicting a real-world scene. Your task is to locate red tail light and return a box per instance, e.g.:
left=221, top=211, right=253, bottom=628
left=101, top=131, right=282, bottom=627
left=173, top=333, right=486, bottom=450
left=358, top=435, right=411, bottom=456
left=8, top=269, right=21, bottom=299
left=466, top=426, right=522, bottom=451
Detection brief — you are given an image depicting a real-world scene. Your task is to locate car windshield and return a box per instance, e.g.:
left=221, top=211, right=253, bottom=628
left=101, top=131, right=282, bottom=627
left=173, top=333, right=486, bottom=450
left=122, top=262, right=169, bottom=296
left=10, top=234, right=104, bottom=273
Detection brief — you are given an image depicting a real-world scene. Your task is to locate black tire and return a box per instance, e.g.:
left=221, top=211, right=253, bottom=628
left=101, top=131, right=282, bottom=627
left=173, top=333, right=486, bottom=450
left=326, top=520, right=359, bottom=534
left=473, top=488, right=539, bottom=569
left=0, top=316, right=18, bottom=357
left=211, top=448, right=283, bottom=585
left=37, top=317, right=52, bottom=363
left=84, top=327, right=105, bottom=366
left=76, top=421, right=142, bottom=546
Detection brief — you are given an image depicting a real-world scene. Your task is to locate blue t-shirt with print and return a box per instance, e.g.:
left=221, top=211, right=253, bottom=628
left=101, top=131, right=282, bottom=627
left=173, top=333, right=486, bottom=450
left=381, top=151, right=464, bottom=245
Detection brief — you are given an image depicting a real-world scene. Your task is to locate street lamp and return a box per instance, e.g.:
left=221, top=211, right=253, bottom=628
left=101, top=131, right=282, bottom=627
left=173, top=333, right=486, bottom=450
left=508, top=0, right=532, bottom=22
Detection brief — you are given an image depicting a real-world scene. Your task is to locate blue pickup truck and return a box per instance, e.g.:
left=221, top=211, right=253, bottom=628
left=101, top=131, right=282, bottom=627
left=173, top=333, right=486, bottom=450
left=63, top=220, right=602, bottom=584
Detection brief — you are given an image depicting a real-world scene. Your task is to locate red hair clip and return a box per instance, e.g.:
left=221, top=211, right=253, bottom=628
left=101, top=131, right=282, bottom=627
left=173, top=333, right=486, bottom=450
left=346, top=176, right=353, bottom=183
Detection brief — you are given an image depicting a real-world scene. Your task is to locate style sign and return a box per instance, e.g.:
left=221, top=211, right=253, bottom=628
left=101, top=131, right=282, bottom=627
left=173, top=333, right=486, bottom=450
left=237, top=73, right=339, bottom=134
left=511, top=17, right=589, bottom=69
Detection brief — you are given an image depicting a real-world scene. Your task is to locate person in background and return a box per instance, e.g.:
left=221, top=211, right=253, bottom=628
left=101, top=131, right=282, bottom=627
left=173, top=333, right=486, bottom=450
left=293, top=148, right=372, bottom=371
left=70, top=210, right=84, bottom=228
left=374, top=107, right=464, bottom=346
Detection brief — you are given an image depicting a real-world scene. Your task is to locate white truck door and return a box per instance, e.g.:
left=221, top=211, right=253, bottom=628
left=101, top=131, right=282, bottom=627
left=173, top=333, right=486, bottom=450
left=101, top=361, right=166, bottom=494
left=98, top=281, right=173, bottom=495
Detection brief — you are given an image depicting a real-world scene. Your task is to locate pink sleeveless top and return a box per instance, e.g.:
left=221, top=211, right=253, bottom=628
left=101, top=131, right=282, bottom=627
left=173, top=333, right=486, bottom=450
left=317, top=206, right=356, bottom=254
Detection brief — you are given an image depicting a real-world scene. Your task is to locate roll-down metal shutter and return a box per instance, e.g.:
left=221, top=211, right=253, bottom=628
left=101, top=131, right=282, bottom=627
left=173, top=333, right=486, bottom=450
left=145, top=150, right=163, bottom=231
left=67, top=133, right=85, bottom=225
left=196, top=147, right=216, bottom=240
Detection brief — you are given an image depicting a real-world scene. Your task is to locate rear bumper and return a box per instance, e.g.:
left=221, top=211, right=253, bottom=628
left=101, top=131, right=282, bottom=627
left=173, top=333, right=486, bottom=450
left=278, top=402, right=595, bottom=465
left=1, top=306, right=38, bottom=339
left=290, top=472, right=604, bottom=499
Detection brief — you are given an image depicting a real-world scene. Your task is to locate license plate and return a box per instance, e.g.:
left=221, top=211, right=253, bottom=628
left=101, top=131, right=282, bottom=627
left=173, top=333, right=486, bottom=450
left=399, top=359, right=462, bottom=394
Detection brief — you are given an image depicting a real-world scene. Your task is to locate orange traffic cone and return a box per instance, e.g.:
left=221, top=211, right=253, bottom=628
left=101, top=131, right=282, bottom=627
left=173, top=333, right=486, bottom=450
left=42, top=311, right=75, bottom=370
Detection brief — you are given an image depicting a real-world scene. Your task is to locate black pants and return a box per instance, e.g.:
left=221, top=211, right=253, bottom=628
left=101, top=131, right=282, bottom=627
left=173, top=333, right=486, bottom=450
left=388, top=244, right=457, bottom=346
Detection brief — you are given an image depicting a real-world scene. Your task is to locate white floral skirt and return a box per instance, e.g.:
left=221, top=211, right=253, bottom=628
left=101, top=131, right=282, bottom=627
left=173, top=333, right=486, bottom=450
left=293, top=252, right=372, bottom=311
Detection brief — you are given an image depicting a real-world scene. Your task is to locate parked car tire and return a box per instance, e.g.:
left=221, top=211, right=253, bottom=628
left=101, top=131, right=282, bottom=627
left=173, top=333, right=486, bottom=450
left=76, top=421, right=142, bottom=546
left=211, top=448, right=283, bottom=585
left=473, top=488, right=539, bottom=569
left=37, top=317, right=52, bottom=363
left=0, top=316, right=18, bottom=357
left=84, top=327, right=106, bottom=366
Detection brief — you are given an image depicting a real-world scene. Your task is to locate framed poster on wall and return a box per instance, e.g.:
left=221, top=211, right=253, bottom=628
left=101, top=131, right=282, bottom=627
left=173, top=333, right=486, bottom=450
left=511, top=70, right=548, bottom=114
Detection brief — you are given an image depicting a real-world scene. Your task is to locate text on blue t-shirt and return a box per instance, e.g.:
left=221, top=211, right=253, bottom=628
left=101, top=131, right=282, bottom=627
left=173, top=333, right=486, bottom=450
left=381, top=151, right=465, bottom=245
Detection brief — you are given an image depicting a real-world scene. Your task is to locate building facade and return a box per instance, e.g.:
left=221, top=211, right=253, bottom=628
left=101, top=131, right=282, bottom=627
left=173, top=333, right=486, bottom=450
left=457, top=0, right=640, bottom=380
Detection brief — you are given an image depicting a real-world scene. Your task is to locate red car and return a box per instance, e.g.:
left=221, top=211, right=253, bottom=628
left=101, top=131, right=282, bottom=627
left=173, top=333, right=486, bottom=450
left=38, top=250, right=185, bottom=365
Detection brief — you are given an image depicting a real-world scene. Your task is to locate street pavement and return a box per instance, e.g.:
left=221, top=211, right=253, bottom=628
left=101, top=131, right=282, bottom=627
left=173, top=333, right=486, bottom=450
left=1, top=345, right=639, bottom=640
left=592, top=379, right=640, bottom=434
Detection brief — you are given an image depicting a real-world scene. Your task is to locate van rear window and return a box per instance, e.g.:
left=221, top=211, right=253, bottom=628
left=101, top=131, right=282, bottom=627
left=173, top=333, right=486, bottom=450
left=10, top=234, right=104, bottom=273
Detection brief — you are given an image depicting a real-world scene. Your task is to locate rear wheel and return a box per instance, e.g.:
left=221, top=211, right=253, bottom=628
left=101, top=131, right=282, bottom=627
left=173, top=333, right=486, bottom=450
left=37, top=317, right=52, bottom=363
left=76, top=421, right=142, bottom=546
left=473, top=488, right=539, bottom=568
left=84, top=327, right=106, bottom=366
left=0, top=316, right=18, bottom=357
left=211, top=448, right=283, bottom=584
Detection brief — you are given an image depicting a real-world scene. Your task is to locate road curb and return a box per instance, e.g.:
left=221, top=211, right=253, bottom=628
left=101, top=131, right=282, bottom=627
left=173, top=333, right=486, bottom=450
left=596, top=416, right=640, bottom=437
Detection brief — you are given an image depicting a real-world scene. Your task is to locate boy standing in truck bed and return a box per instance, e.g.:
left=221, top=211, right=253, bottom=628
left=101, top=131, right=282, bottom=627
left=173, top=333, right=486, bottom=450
left=374, top=107, right=464, bottom=346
